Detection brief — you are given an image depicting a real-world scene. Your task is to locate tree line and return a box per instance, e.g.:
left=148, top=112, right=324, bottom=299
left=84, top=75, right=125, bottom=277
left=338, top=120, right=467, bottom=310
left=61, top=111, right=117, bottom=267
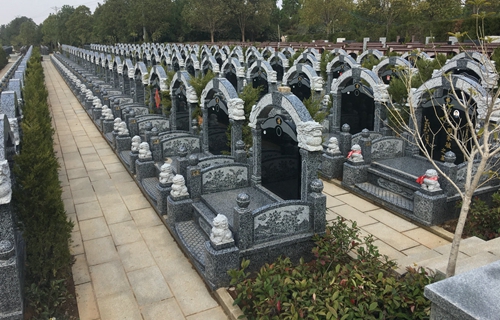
left=1, top=0, right=499, bottom=48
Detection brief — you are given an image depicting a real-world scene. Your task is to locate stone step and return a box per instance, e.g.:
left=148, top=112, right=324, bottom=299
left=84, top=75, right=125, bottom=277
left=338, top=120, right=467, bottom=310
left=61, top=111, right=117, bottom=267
left=394, top=249, right=443, bottom=275
left=141, top=177, right=159, bottom=205
left=192, top=201, right=217, bottom=238
left=432, top=236, right=486, bottom=256
left=355, top=182, right=414, bottom=213
left=435, top=252, right=500, bottom=277
left=367, top=167, right=420, bottom=200
left=175, top=220, right=208, bottom=270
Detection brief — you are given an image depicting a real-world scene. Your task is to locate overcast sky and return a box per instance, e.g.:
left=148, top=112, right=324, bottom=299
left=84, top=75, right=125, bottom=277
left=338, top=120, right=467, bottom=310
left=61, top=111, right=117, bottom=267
left=0, top=0, right=100, bottom=26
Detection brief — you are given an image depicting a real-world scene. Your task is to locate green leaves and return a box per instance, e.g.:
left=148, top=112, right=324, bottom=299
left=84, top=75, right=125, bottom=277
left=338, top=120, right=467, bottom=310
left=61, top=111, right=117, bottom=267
left=228, top=217, right=435, bottom=319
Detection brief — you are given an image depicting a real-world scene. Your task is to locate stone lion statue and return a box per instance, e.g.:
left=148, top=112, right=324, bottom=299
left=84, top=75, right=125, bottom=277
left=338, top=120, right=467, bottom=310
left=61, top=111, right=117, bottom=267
left=311, top=77, right=325, bottom=91
left=347, top=144, right=363, bottom=162
left=326, top=137, right=341, bottom=155
left=117, top=121, right=129, bottom=136
left=297, top=121, right=323, bottom=152
left=159, top=163, right=174, bottom=185
left=131, top=136, right=141, bottom=153
left=170, top=174, right=189, bottom=197
left=138, top=142, right=152, bottom=160
left=186, top=86, right=198, bottom=104
left=210, top=214, right=233, bottom=245
left=416, top=169, right=441, bottom=191
left=113, top=117, right=122, bottom=132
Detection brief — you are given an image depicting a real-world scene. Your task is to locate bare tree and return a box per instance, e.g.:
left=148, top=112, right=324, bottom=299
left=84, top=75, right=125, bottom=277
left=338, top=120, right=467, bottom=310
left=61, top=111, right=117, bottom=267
left=386, top=40, right=500, bottom=277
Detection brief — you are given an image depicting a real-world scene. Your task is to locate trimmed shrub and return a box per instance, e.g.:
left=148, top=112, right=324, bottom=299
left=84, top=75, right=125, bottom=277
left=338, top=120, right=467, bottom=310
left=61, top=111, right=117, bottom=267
left=0, top=46, right=9, bottom=70
left=229, top=217, right=435, bottom=319
left=13, top=48, right=73, bottom=318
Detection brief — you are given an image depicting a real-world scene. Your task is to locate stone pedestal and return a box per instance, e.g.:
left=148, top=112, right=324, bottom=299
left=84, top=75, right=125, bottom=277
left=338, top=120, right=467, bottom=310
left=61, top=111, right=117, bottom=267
left=204, top=242, right=239, bottom=289
left=116, top=136, right=131, bottom=152
left=413, top=189, right=448, bottom=225
left=308, top=179, right=326, bottom=234
left=320, top=153, right=345, bottom=180
left=425, top=260, right=500, bottom=320
left=166, top=195, right=193, bottom=227
left=156, top=183, right=172, bottom=216
left=103, top=119, right=114, bottom=134
left=92, top=108, right=102, bottom=122
left=135, top=159, right=156, bottom=182
left=342, top=161, right=369, bottom=187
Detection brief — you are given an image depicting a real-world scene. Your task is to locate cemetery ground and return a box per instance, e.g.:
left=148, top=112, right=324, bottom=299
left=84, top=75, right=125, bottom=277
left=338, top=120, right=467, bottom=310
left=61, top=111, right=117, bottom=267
left=38, top=54, right=500, bottom=320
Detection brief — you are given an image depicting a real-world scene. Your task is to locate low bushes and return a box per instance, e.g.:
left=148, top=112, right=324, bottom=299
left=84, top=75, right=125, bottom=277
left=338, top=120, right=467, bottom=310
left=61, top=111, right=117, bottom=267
left=229, top=217, right=435, bottom=319
left=0, top=46, right=9, bottom=70
left=13, top=48, right=73, bottom=318
left=465, top=192, right=500, bottom=240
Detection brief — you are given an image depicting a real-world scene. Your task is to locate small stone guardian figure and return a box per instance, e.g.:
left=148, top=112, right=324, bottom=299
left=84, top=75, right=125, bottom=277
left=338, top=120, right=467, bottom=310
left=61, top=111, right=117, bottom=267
left=113, top=117, right=122, bottom=132
left=170, top=174, right=189, bottom=197
left=131, top=136, right=141, bottom=153
left=117, top=121, right=129, bottom=136
left=159, top=163, right=174, bottom=185
left=0, top=160, right=12, bottom=204
left=326, top=137, right=341, bottom=155
left=210, top=214, right=233, bottom=245
left=416, top=169, right=441, bottom=191
left=347, top=144, right=363, bottom=162
left=138, top=142, right=152, bottom=160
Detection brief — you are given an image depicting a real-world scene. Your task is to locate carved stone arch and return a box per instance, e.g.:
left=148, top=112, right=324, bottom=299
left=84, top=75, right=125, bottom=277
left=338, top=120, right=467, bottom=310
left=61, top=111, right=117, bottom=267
left=213, top=49, right=226, bottom=67
left=221, top=57, right=243, bottom=91
left=185, top=53, right=200, bottom=77
left=246, top=59, right=275, bottom=96
left=294, top=52, right=320, bottom=72
left=326, top=54, right=358, bottom=74
left=171, top=51, right=184, bottom=71
left=123, top=59, right=134, bottom=79
left=246, top=60, right=274, bottom=81
left=113, top=56, right=123, bottom=75
left=201, top=78, right=239, bottom=110
left=411, top=74, right=487, bottom=163
left=245, top=50, right=263, bottom=68
left=356, top=49, right=384, bottom=64
left=170, top=70, right=193, bottom=95
left=281, top=47, right=295, bottom=60
left=373, top=56, right=411, bottom=84
left=331, top=67, right=381, bottom=93
left=282, top=63, right=322, bottom=100
left=401, top=50, right=431, bottom=63
left=134, top=62, right=148, bottom=85
left=221, top=45, right=230, bottom=55
left=330, top=48, right=348, bottom=56
left=268, top=51, right=289, bottom=82
left=148, top=65, right=169, bottom=91
left=230, top=49, right=244, bottom=64
left=304, top=48, right=321, bottom=59
left=436, top=59, right=496, bottom=89
left=450, top=51, right=490, bottom=66
left=261, top=46, right=275, bottom=59
left=245, top=46, right=258, bottom=58
left=410, top=74, right=488, bottom=115
left=201, top=55, right=220, bottom=75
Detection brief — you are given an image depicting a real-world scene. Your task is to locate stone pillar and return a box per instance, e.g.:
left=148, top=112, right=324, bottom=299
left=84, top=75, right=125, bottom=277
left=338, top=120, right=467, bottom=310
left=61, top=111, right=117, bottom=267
left=413, top=188, right=448, bottom=225
left=440, top=152, right=458, bottom=197
left=308, top=179, right=326, bottom=234
left=339, top=124, right=352, bottom=157
left=300, top=149, right=321, bottom=202
left=234, top=140, right=247, bottom=163
left=186, top=155, right=201, bottom=200
left=230, top=119, right=243, bottom=156
left=175, top=146, right=189, bottom=178
left=204, top=241, right=239, bottom=289
left=171, top=97, right=178, bottom=131
left=359, top=129, right=372, bottom=164
left=128, top=117, right=138, bottom=137
left=232, top=193, right=252, bottom=250
left=187, top=102, right=196, bottom=132
left=129, top=150, right=139, bottom=174
left=321, top=152, right=345, bottom=180
left=116, top=135, right=131, bottom=152
left=329, top=92, right=342, bottom=133
left=150, top=134, right=161, bottom=163
left=135, top=157, right=156, bottom=182
left=251, top=126, right=262, bottom=186
left=202, top=108, right=209, bottom=153
left=166, top=190, right=192, bottom=228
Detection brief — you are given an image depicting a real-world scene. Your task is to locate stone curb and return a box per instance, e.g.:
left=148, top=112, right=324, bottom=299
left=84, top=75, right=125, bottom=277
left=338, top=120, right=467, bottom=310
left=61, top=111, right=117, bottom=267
left=215, top=288, right=247, bottom=320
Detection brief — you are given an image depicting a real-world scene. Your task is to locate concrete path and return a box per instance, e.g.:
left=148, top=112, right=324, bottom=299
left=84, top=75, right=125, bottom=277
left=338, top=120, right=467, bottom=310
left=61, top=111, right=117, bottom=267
left=42, top=53, right=499, bottom=320
left=43, top=59, right=227, bottom=319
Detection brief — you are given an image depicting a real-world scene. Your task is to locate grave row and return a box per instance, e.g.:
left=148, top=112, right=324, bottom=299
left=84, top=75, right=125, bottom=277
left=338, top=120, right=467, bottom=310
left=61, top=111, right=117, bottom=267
left=61, top=42, right=500, bottom=227
left=0, top=47, right=33, bottom=320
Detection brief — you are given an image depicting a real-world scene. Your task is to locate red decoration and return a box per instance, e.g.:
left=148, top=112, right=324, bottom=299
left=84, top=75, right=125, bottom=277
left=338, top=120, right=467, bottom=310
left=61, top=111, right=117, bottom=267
left=154, top=88, right=161, bottom=109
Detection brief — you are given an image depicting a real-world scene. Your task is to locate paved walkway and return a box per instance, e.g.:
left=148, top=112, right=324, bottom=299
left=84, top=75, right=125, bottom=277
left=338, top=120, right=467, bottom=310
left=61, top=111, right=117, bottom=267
left=41, top=55, right=470, bottom=319
left=43, top=59, right=228, bottom=319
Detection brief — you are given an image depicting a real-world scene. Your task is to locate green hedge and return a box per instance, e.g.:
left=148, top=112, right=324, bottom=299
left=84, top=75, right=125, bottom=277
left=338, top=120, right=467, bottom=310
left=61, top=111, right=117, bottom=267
left=0, top=46, right=8, bottom=70
left=13, top=48, right=73, bottom=318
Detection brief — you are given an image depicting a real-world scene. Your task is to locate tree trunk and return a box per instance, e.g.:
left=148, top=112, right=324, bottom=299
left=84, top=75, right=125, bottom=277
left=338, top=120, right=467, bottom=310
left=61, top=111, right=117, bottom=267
left=446, top=192, right=472, bottom=277
left=241, top=26, right=245, bottom=43
left=210, top=30, right=214, bottom=43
